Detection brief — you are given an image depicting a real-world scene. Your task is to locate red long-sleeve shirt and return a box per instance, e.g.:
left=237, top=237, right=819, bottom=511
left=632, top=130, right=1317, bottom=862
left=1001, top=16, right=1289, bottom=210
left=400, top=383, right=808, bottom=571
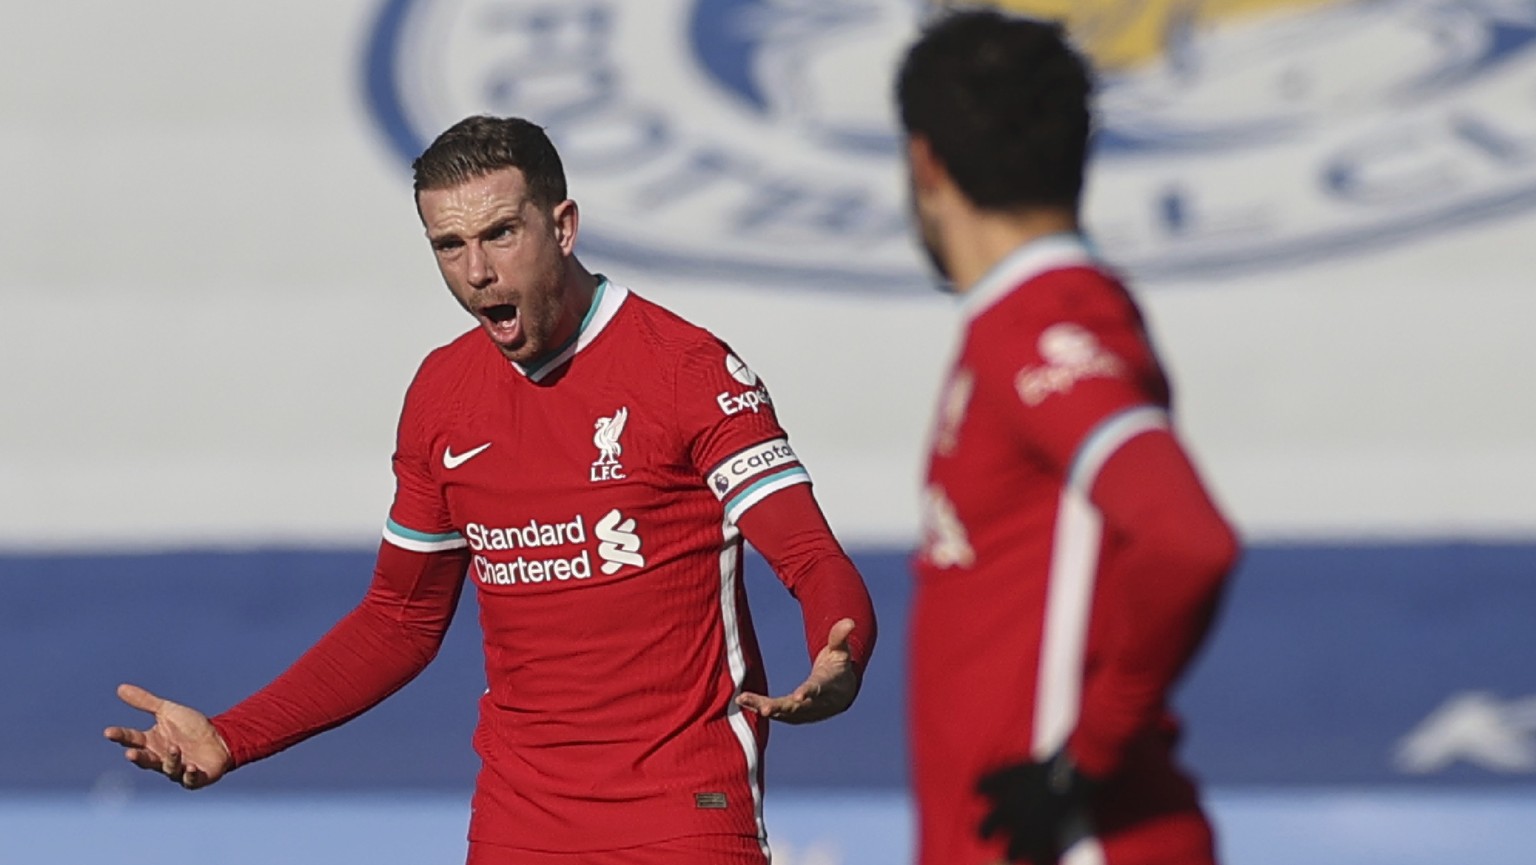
left=910, top=235, right=1238, bottom=865
left=213, top=282, right=875, bottom=854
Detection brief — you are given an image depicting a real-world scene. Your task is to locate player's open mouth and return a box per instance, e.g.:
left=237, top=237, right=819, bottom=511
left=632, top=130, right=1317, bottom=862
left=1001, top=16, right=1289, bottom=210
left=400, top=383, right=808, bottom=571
left=481, top=303, right=522, bottom=345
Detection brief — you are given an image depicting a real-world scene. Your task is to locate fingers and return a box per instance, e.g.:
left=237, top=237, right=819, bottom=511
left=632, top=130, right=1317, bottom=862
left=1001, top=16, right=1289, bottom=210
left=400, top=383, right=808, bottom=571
left=106, top=726, right=163, bottom=772
left=102, top=726, right=147, bottom=749
left=789, top=679, right=823, bottom=702
left=115, top=683, right=165, bottom=715
left=735, top=692, right=788, bottom=718
left=977, top=805, right=1005, bottom=841
left=123, top=747, right=162, bottom=772
left=736, top=690, right=815, bottom=720
left=162, top=745, right=184, bottom=780
left=119, top=744, right=210, bottom=789
left=736, top=683, right=832, bottom=724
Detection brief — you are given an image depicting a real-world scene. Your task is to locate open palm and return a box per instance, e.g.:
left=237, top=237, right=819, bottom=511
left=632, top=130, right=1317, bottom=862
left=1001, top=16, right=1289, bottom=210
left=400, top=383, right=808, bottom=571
left=736, top=618, right=861, bottom=724
left=103, top=684, right=232, bottom=790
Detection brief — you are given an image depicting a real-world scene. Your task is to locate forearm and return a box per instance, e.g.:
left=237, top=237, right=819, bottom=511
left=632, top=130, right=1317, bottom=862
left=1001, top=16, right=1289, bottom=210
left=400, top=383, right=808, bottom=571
left=1068, top=430, right=1239, bottom=778
left=212, top=544, right=467, bottom=767
left=736, top=484, right=877, bottom=670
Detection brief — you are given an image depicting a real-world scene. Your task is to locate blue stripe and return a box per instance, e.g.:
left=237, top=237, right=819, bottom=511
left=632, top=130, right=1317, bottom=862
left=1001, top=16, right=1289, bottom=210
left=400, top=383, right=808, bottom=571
left=384, top=518, right=461, bottom=544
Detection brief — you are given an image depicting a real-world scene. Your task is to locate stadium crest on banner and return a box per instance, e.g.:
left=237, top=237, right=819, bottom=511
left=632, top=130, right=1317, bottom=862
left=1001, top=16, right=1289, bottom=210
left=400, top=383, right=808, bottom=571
left=365, top=0, right=1536, bottom=287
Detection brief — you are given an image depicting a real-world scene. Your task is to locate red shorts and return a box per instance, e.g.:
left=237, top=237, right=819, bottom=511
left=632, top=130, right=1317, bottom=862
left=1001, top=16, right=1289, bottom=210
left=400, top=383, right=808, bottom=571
left=465, top=833, right=769, bottom=865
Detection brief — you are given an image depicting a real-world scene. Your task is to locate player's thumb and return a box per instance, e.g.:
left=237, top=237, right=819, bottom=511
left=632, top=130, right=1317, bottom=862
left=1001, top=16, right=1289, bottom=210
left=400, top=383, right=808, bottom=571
left=116, top=683, right=165, bottom=714
left=825, top=618, right=855, bottom=652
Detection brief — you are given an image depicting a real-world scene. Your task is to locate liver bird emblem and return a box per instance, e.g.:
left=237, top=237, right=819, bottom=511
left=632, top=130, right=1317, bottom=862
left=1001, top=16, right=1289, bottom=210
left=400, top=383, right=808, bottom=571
left=593, top=407, right=628, bottom=466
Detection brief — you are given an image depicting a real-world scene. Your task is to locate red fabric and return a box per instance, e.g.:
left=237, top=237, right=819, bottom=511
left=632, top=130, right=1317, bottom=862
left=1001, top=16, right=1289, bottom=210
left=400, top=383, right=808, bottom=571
left=466, top=833, right=768, bottom=865
left=1067, top=429, right=1239, bottom=779
left=735, top=482, right=876, bottom=671
left=213, top=284, right=875, bottom=854
left=910, top=237, right=1238, bottom=865
left=211, top=542, right=467, bottom=767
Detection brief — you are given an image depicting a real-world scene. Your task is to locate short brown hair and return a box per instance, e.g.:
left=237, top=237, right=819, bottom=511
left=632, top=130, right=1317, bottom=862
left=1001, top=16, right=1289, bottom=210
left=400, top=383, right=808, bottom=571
left=412, top=115, right=568, bottom=209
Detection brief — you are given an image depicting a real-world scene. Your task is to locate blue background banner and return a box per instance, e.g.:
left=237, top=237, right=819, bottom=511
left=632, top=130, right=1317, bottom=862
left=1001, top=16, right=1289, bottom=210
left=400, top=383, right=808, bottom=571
left=17, top=542, right=1534, bottom=794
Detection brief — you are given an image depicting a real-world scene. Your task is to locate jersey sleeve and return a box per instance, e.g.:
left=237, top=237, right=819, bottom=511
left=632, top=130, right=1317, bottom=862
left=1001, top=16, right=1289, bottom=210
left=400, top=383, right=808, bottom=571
left=975, top=273, right=1239, bottom=779
left=1066, top=430, right=1239, bottom=778
left=210, top=357, right=472, bottom=766
left=973, top=278, right=1169, bottom=477
left=734, top=483, right=876, bottom=671
left=211, top=541, right=468, bottom=767
left=675, top=339, right=811, bottom=524
left=381, top=357, right=467, bottom=553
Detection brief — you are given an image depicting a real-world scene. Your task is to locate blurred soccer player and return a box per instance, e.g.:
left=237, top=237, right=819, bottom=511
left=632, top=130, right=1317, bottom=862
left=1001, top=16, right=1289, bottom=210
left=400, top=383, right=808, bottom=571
left=898, top=11, right=1240, bottom=865
left=103, top=115, right=876, bottom=865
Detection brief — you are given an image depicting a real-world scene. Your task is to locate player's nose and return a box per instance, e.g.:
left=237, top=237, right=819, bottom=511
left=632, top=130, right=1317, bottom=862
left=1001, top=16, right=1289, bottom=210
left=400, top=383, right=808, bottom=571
left=466, top=243, right=497, bottom=289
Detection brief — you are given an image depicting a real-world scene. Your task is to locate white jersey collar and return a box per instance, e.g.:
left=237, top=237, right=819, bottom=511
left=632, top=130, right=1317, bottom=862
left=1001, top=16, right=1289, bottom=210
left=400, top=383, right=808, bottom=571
left=513, top=277, right=631, bottom=382
left=961, top=233, right=1099, bottom=320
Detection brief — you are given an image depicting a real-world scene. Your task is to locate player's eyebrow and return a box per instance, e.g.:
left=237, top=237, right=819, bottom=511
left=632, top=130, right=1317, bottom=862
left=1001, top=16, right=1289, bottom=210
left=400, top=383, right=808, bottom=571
left=478, top=216, right=523, bottom=238
left=426, top=228, right=464, bottom=248
left=427, top=203, right=528, bottom=241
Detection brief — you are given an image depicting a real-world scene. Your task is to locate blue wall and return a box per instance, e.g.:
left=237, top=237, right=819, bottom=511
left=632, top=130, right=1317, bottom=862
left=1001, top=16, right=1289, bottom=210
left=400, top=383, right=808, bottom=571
left=8, top=542, right=1533, bottom=793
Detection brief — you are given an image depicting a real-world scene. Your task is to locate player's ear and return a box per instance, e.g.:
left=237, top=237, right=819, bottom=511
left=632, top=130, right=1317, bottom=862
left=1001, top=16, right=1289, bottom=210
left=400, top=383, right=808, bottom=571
left=551, top=199, right=579, bottom=256
left=907, top=135, right=946, bottom=194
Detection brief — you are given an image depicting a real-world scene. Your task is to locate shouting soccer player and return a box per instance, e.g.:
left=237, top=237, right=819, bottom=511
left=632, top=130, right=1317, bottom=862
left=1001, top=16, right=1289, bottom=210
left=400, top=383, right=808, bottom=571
left=103, top=116, right=876, bottom=865
left=898, top=11, right=1240, bottom=865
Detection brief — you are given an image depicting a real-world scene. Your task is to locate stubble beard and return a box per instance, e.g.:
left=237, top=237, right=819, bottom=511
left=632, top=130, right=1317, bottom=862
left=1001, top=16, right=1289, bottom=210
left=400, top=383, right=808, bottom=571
left=918, top=213, right=955, bottom=293
left=501, top=267, right=572, bottom=365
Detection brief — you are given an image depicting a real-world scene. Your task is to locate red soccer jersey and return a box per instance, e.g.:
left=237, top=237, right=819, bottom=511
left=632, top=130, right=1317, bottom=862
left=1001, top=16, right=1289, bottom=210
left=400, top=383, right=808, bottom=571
left=384, top=280, right=819, bottom=854
left=911, top=235, right=1228, bottom=865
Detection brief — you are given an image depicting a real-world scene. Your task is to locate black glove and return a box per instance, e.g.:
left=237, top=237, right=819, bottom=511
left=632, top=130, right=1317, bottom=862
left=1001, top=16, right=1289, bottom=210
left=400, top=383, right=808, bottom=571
left=976, top=749, right=1099, bottom=864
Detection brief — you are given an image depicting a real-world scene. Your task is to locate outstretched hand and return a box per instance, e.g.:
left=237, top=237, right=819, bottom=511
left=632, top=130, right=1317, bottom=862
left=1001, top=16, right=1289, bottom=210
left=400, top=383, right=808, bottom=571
left=736, top=618, right=860, bottom=724
left=102, top=684, right=233, bottom=790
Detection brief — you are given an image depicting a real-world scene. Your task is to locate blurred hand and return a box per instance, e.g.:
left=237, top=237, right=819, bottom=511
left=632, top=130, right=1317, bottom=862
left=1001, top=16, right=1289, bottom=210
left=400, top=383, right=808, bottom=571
left=736, top=618, right=860, bottom=724
left=103, top=684, right=233, bottom=790
left=976, top=749, right=1099, bottom=864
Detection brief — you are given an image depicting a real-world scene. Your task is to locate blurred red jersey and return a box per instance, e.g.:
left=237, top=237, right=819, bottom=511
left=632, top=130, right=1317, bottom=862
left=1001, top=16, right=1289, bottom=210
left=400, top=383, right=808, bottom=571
left=911, top=236, right=1223, bottom=865
left=386, top=280, right=816, bottom=854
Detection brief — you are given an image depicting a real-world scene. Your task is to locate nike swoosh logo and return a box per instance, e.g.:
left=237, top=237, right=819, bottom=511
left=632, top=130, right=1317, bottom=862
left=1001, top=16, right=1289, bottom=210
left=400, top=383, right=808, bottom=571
left=443, top=442, right=492, bottom=469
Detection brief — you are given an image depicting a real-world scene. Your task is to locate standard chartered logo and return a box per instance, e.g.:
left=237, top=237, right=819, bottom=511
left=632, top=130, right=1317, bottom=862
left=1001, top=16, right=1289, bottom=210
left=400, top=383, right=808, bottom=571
left=465, top=509, right=644, bottom=586
left=595, top=509, right=644, bottom=575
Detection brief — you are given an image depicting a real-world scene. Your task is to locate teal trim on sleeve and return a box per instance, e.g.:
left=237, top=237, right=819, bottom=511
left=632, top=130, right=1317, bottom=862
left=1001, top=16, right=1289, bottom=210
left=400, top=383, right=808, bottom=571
left=384, top=518, right=462, bottom=544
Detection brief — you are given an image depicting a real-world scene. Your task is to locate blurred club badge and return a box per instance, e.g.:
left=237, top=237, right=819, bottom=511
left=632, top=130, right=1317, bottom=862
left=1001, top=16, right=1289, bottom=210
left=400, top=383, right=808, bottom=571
left=366, top=0, right=1536, bottom=287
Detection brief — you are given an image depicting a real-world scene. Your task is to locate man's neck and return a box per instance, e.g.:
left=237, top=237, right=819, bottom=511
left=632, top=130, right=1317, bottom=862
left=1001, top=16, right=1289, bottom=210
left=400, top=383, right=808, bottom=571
left=519, top=263, right=601, bottom=369
left=563, top=264, right=601, bottom=324
left=946, top=208, right=1079, bottom=295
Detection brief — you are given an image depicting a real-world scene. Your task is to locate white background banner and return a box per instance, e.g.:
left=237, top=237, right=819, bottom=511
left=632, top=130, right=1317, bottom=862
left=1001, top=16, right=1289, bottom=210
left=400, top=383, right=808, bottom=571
left=3, top=0, right=1534, bottom=548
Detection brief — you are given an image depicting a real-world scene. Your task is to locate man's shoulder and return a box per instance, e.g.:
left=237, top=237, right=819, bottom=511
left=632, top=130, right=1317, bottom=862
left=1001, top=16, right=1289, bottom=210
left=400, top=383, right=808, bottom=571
left=974, top=263, right=1137, bottom=336
left=963, top=262, right=1145, bottom=372
left=1009, top=260, right=1129, bottom=312
left=410, top=327, right=491, bottom=393
left=613, top=288, right=730, bottom=359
